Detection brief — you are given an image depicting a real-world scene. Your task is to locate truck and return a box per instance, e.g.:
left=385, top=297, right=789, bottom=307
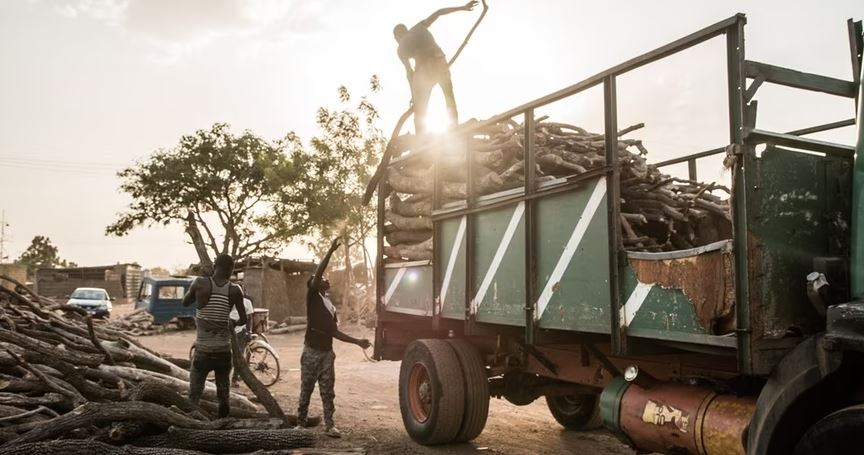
left=135, top=276, right=195, bottom=328
left=372, top=13, right=864, bottom=455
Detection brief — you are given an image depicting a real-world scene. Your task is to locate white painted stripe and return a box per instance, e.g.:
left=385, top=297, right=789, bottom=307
left=471, top=202, right=525, bottom=314
left=536, top=179, right=608, bottom=320
left=440, top=216, right=467, bottom=305
left=622, top=282, right=655, bottom=327
left=383, top=267, right=407, bottom=305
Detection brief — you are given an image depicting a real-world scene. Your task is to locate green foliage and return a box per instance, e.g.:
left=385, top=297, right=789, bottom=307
left=16, top=235, right=76, bottom=276
left=298, top=76, right=384, bottom=269
left=107, top=123, right=307, bottom=261
left=107, top=76, right=384, bottom=272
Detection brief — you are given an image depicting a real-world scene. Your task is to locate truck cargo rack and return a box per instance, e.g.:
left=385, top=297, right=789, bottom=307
left=376, top=13, right=863, bottom=375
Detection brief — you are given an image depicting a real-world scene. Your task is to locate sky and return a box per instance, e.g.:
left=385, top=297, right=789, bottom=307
left=0, top=0, right=860, bottom=270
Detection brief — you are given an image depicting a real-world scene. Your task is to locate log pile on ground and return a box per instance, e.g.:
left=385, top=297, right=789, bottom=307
left=103, top=308, right=162, bottom=336
left=383, top=118, right=732, bottom=261
left=269, top=316, right=307, bottom=335
left=0, top=275, right=325, bottom=454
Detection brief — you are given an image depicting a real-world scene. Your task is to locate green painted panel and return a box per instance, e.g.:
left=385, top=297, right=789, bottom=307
left=473, top=203, right=526, bottom=327
left=536, top=181, right=611, bottom=333
left=751, top=147, right=852, bottom=338
left=383, top=265, right=433, bottom=316
left=438, top=216, right=466, bottom=320
left=621, top=267, right=708, bottom=335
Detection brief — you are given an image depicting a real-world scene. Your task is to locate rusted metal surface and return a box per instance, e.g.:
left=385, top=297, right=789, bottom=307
left=611, top=382, right=754, bottom=455
left=630, top=248, right=735, bottom=333
left=521, top=344, right=739, bottom=388
left=619, top=382, right=713, bottom=454
left=698, top=395, right=755, bottom=455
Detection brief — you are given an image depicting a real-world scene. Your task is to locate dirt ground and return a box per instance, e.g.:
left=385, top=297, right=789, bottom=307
left=125, top=305, right=635, bottom=455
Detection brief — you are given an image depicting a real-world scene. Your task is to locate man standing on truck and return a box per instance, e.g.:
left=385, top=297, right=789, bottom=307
left=394, top=0, right=478, bottom=133
left=182, top=254, right=247, bottom=418
left=296, top=238, right=371, bottom=438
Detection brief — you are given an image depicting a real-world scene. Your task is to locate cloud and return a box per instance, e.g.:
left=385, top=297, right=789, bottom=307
left=52, top=0, right=329, bottom=62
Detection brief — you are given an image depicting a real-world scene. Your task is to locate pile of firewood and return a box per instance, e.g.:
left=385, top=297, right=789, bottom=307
left=103, top=308, right=162, bottom=337
left=0, top=275, right=326, bottom=455
left=383, top=118, right=732, bottom=261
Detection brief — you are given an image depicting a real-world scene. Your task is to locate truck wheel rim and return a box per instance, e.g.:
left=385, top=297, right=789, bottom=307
left=408, top=362, right=432, bottom=423
left=560, top=395, right=587, bottom=415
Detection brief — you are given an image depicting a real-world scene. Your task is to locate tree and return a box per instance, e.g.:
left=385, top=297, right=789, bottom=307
left=107, top=124, right=308, bottom=268
left=297, top=76, right=385, bottom=315
left=16, top=235, right=76, bottom=276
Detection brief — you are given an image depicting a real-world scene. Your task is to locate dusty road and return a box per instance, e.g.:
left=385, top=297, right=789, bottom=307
left=127, top=307, right=635, bottom=454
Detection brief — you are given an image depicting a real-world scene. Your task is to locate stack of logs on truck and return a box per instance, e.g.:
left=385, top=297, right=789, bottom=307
left=372, top=13, right=864, bottom=455
left=0, top=275, right=324, bottom=455
left=383, top=120, right=732, bottom=261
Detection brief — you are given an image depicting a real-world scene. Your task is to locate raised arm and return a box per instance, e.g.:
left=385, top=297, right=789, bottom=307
left=420, top=0, right=477, bottom=27
left=310, top=238, right=341, bottom=290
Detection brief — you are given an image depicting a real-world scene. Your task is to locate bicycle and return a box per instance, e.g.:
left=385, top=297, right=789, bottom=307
left=189, top=332, right=281, bottom=387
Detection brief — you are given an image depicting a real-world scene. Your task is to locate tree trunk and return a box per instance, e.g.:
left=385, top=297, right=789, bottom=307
left=162, top=427, right=315, bottom=453
left=228, top=332, right=288, bottom=427
left=0, top=440, right=206, bottom=455
left=184, top=211, right=213, bottom=274
left=342, top=233, right=352, bottom=317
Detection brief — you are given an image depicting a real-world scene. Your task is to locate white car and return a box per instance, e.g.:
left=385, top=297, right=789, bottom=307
left=67, top=287, right=114, bottom=318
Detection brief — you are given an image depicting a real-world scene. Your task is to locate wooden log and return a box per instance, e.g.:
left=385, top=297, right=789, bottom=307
left=384, top=211, right=432, bottom=231
left=0, top=328, right=103, bottom=367
left=389, top=194, right=431, bottom=217
left=0, top=440, right=207, bottom=455
left=268, top=324, right=306, bottom=335
left=385, top=229, right=432, bottom=246
left=162, top=426, right=315, bottom=453
left=383, top=239, right=433, bottom=261
left=97, top=365, right=257, bottom=413
left=229, top=331, right=288, bottom=426
left=5, top=401, right=223, bottom=446
left=0, top=393, right=70, bottom=410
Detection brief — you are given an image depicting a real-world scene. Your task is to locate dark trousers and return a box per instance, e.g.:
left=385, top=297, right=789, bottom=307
left=412, top=55, right=458, bottom=133
left=189, top=350, right=232, bottom=418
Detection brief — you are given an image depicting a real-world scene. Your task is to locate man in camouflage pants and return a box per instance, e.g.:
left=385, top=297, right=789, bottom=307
left=297, top=238, right=371, bottom=438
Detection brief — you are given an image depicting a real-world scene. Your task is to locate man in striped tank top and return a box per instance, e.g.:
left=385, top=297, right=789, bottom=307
left=182, top=254, right=247, bottom=418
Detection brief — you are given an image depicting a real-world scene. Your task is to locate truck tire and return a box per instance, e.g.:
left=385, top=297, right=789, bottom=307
left=546, top=393, right=602, bottom=431
left=446, top=339, right=490, bottom=442
left=398, top=339, right=465, bottom=445
left=794, top=404, right=864, bottom=455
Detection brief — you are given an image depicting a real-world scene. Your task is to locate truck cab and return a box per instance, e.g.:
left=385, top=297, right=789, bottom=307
left=135, top=276, right=195, bottom=327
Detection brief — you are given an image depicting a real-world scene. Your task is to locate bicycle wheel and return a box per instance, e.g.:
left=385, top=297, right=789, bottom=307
left=246, top=345, right=280, bottom=387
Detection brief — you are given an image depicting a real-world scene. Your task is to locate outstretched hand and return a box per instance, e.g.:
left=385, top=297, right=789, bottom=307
left=358, top=338, right=372, bottom=350
left=463, top=0, right=478, bottom=11
left=330, top=237, right=342, bottom=251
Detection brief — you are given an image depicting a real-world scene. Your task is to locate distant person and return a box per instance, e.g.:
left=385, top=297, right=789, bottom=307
left=296, top=238, right=371, bottom=438
left=394, top=0, right=478, bottom=133
left=182, top=254, right=246, bottom=418
left=229, top=287, right=255, bottom=386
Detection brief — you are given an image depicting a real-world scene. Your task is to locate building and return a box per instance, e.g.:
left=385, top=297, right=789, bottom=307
left=36, top=263, right=142, bottom=303
left=0, top=264, right=28, bottom=291
left=234, top=257, right=317, bottom=323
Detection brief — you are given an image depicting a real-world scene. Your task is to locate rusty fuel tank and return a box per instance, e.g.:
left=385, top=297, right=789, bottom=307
left=600, top=376, right=755, bottom=455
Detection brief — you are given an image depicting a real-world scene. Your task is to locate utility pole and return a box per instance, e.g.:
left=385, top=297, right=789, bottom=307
left=0, top=211, right=8, bottom=263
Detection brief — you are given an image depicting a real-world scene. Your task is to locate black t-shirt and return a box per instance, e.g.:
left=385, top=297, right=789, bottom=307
left=304, top=284, right=338, bottom=351
left=397, top=23, right=445, bottom=63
